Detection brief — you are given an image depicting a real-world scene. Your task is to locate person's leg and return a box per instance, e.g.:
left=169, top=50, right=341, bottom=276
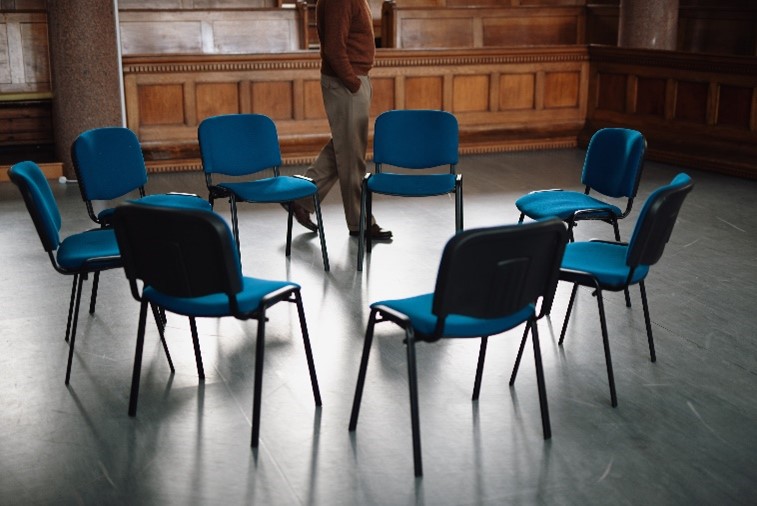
left=297, top=139, right=339, bottom=214
left=325, top=74, right=372, bottom=232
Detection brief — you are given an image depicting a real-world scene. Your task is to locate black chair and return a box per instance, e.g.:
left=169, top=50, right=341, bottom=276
left=349, top=219, right=569, bottom=476
left=111, top=203, right=322, bottom=447
left=511, top=173, right=694, bottom=407
left=9, top=161, right=124, bottom=384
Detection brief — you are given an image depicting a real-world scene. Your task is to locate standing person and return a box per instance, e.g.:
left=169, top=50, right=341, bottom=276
left=286, top=0, right=392, bottom=240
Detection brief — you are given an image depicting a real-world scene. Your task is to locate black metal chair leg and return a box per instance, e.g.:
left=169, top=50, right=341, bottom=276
left=559, top=283, right=579, bottom=345
left=251, top=310, right=266, bottom=447
left=189, top=317, right=205, bottom=380
left=285, top=202, right=293, bottom=258
left=150, top=303, right=175, bottom=373
left=349, top=309, right=377, bottom=430
left=294, top=291, right=322, bottom=405
left=65, top=274, right=85, bottom=385
left=65, top=274, right=78, bottom=342
left=89, top=271, right=100, bottom=314
left=229, top=198, right=241, bottom=260
left=509, top=322, right=531, bottom=386
left=366, top=191, right=374, bottom=253
left=312, top=195, right=330, bottom=272
left=639, top=281, right=656, bottom=362
left=405, top=329, right=423, bottom=477
left=611, top=220, right=632, bottom=308
left=357, top=180, right=368, bottom=271
left=531, top=318, right=551, bottom=439
left=455, top=178, right=463, bottom=232
left=128, top=299, right=149, bottom=416
left=596, top=290, right=618, bottom=407
left=472, top=336, right=488, bottom=400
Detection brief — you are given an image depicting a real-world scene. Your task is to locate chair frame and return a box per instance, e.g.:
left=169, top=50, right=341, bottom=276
left=349, top=219, right=568, bottom=476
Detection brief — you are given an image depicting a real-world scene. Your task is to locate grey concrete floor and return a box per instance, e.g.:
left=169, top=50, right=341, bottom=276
left=1, top=149, right=755, bottom=505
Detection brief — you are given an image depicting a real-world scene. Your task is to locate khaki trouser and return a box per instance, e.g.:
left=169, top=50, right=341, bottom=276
left=298, top=74, right=374, bottom=232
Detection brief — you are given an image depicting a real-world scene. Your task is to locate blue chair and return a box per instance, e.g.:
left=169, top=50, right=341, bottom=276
left=512, top=174, right=694, bottom=408
left=349, top=219, right=568, bottom=476
left=71, top=126, right=212, bottom=228
left=357, top=109, right=462, bottom=271
left=9, top=161, right=132, bottom=384
left=198, top=113, right=329, bottom=271
left=515, top=128, right=646, bottom=243
left=111, top=203, right=322, bottom=447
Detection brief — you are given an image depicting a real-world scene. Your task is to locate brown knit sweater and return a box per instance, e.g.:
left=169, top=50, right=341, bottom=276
left=316, top=0, right=375, bottom=93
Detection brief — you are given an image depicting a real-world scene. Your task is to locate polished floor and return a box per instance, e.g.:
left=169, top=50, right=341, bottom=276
left=1, top=149, right=756, bottom=505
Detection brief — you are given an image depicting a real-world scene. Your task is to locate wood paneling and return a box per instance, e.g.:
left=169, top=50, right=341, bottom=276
left=586, top=45, right=757, bottom=179
left=119, top=6, right=308, bottom=55
left=122, top=47, right=589, bottom=170
left=382, top=3, right=584, bottom=49
left=0, top=12, right=49, bottom=94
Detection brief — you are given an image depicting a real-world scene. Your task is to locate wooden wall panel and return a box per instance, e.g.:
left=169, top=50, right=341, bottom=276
left=453, top=74, right=489, bottom=112
left=674, top=81, right=709, bottom=123
left=0, top=12, right=49, bottom=94
left=119, top=8, right=307, bottom=55
left=196, top=82, right=239, bottom=120
left=138, top=84, right=185, bottom=126
left=717, top=85, right=753, bottom=129
left=499, top=73, right=535, bottom=110
left=122, top=48, right=589, bottom=170
left=636, top=77, right=666, bottom=116
left=544, top=71, right=580, bottom=108
left=383, top=4, right=584, bottom=49
left=405, top=76, right=444, bottom=109
left=119, top=0, right=281, bottom=8
left=586, top=45, right=757, bottom=179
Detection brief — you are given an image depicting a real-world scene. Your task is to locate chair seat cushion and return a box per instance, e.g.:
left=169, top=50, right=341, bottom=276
left=372, top=293, right=535, bottom=338
left=144, top=277, right=298, bottom=318
left=367, top=173, right=457, bottom=197
left=219, top=177, right=317, bottom=203
left=57, top=228, right=121, bottom=271
left=98, top=193, right=211, bottom=222
left=515, top=190, right=622, bottom=220
left=562, top=241, right=649, bottom=288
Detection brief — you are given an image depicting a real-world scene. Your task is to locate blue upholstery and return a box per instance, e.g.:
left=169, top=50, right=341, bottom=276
left=374, top=294, right=535, bottom=338
left=198, top=113, right=329, bottom=271
left=357, top=109, right=462, bottom=270
left=555, top=173, right=694, bottom=407
left=145, top=277, right=297, bottom=318
left=350, top=219, right=569, bottom=476
left=516, top=128, right=646, bottom=240
left=8, top=161, right=122, bottom=385
left=112, top=203, right=321, bottom=447
left=71, top=126, right=211, bottom=227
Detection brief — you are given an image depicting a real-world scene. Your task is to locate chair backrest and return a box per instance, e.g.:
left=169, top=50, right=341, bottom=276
left=581, top=128, right=646, bottom=199
left=8, top=160, right=62, bottom=252
left=71, top=126, right=148, bottom=201
left=198, top=113, right=282, bottom=177
left=431, top=218, right=568, bottom=331
left=112, top=204, right=243, bottom=303
left=626, top=173, right=694, bottom=268
left=372, top=109, right=459, bottom=170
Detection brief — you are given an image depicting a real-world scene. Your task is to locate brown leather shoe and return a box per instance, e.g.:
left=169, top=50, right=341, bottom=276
left=281, top=202, right=317, bottom=232
left=350, top=223, right=393, bottom=240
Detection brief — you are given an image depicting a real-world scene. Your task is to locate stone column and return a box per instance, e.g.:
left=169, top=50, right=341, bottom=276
left=46, top=0, right=124, bottom=178
left=618, top=0, right=679, bottom=51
